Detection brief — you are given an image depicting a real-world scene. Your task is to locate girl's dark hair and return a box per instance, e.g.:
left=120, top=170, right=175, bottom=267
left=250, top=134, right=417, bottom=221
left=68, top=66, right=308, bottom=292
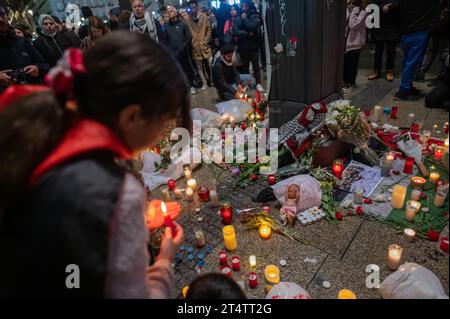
left=0, top=31, right=190, bottom=216
left=186, top=274, right=247, bottom=299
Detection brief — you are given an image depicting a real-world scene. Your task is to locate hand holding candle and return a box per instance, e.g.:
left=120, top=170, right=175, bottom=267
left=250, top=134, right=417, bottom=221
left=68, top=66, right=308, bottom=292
left=146, top=199, right=181, bottom=230
left=161, top=201, right=177, bottom=236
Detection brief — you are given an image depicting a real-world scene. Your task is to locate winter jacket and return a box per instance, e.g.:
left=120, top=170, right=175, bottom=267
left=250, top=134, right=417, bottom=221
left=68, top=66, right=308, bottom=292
left=391, top=0, right=440, bottom=34
left=33, top=32, right=81, bottom=67
left=164, top=16, right=192, bottom=58
left=212, top=53, right=241, bottom=101
left=184, top=13, right=212, bottom=61
left=372, top=0, right=401, bottom=41
left=233, top=6, right=261, bottom=52
left=0, top=31, right=49, bottom=93
left=217, top=2, right=232, bottom=41
left=345, top=6, right=367, bottom=53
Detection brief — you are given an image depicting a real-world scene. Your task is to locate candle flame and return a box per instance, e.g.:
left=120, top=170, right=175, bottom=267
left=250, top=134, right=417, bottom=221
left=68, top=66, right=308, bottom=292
left=161, top=201, right=167, bottom=215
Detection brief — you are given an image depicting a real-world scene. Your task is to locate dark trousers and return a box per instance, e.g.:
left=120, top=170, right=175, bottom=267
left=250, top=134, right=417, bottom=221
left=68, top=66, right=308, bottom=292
left=419, top=35, right=449, bottom=76
left=374, top=39, right=398, bottom=71
left=178, top=54, right=195, bottom=87
left=343, top=49, right=361, bottom=85
left=239, top=50, right=261, bottom=84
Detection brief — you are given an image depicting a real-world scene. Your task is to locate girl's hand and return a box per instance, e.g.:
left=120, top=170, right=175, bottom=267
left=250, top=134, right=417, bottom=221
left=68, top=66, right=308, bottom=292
left=157, top=223, right=184, bottom=263
left=146, top=199, right=181, bottom=230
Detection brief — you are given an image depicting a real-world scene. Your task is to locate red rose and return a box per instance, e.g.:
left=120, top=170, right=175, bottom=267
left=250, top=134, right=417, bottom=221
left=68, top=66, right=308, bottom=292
left=346, top=211, right=353, bottom=217
left=240, top=122, right=247, bottom=130
left=427, top=230, right=440, bottom=242
left=250, top=174, right=258, bottom=182
left=336, top=212, right=343, bottom=221
left=364, top=198, right=372, bottom=204
left=356, top=206, right=364, bottom=215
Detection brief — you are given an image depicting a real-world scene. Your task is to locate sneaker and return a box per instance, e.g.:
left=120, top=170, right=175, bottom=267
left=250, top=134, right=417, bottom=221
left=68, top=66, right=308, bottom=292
left=190, top=87, right=196, bottom=95
left=256, top=83, right=264, bottom=92
left=368, top=71, right=380, bottom=80
left=386, top=70, right=394, bottom=81
left=200, top=85, right=207, bottom=91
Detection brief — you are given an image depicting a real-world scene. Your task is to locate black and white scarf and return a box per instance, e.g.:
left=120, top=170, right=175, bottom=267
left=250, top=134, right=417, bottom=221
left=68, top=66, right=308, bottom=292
left=129, top=11, right=159, bottom=43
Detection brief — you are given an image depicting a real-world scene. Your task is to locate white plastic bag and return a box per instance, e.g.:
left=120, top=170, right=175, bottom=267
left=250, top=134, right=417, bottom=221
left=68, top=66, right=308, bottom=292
left=216, top=99, right=253, bottom=123
left=266, top=282, right=312, bottom=299
left=380, top=263, right=448, bottom=299
left=191, top=108, right=223, bottom=128
left=271, top=175, right=322, bottom=214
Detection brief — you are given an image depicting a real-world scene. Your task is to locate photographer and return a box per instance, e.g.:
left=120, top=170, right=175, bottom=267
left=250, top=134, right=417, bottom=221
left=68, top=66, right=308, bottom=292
left=0, top=5, right=49, bottom=93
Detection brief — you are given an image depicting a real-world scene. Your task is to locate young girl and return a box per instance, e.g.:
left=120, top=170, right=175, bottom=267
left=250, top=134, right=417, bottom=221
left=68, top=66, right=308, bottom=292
left=81, top=16, right=110, bottom=51
left=343, top=0, right=367, bottom=92
left=0, top=31, right=190, bottom=298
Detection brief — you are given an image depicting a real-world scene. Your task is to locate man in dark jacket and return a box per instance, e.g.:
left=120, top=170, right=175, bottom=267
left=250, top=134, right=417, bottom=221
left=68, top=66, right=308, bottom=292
left=212, top=44, right=244, bottom=101
left=33, top=14, right=81, bottom=68
left=391, top=0, right=441, bottom=101
left=216, top=0, right=231, bottom=43
left=0, top=5, right=49, bottom=93
left=165, top=6, right=196, bottom=95
left=233, top=0, right=263, bottom=92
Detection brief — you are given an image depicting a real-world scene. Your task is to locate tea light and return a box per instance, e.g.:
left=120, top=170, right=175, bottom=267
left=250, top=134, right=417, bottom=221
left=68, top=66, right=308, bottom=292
left=221, top=265, right=232, bottom=278
left=373, top=106, right=382, bottom=123
left=249, top=255, right=257, bottom=268
left=381, top=152, right=395, bottom=177
left=387, top=244, right=403, bottom=270
left=162, top=188, right=170, bottom=202
left=332, top=159, right=344, bottom=179
left=354, top=188, right=364, bottom=204
left=219, top=251, right=228, bottom=266
left=248, top=272, right=258, bottom=289
left=264, top=265, right=280, bottom=285
left=410, top=189, right=421, bottom=201
left=210, top=190, right=220, bottom=207
left=259, top=221, right=272, bottom=240
left=410, top=176, right=426, bottom=189
left=223, top=225, right=237, bottom=251
left=405, top=200, right=420, bottom=221
left=195, top=230, right=206, bottom=247
left=429, top=170, right=441, bottom=184
left=391, top=185, right=407, bottom=209
left=184, top=167, right=192, bottom=180
left=187, top=178, right=197, bottom=191
left=185, top=187, right=194, bottom=202
left=174, top=188, right=183, bottom=199
left=231, top=256, right=241, bottom=271
left=434, top=147, right=444, bottom=161
left=403, top=228, right=416, bottom=242
left=338, top=289, right=357, bottom=299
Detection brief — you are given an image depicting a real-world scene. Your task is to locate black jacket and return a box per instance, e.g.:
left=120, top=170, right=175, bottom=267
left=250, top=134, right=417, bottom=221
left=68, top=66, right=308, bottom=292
left=373, top=0, right=401, bottom=41
left=33, top=32, right=81, bottom=67
left=217, top=3, right=232, bottom=41
left=164, top=17, right=191, bottom=58
left=212, top=54, right=241, bottom=101
left=391, top=0, right=441, bottom=34
left=233, top=7, right=261, bottom=52
left=0, top=30, right=49, bottom=93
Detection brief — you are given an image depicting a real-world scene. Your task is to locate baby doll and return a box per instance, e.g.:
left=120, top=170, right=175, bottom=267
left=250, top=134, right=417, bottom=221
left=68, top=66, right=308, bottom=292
left=280, top=184, right=300, bottom=226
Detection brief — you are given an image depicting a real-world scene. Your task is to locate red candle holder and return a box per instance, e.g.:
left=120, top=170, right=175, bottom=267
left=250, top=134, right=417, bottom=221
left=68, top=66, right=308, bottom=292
left=332, top=159, right=344, bottom=179
left=219, top=251, right=228, bottom=266
left=168, top=179, right=176, bottom=191
left=231, top=256, right=241, bottom=271
left=197, top=186, right=210, bottom=202
left=441, top=237, right=449, bottom=253
left=434, top=147, right=444, bottom=161
left=391, top=107, right=398, bottom=119
left=268, top=174, right=277, bottom=186
left=403, top=157, right=414, bottom=175
left=221, top=265, right=232, bottom=278
left=248, top=272, right=258, bottom=289
left=221, top=203, right=233, bottom=225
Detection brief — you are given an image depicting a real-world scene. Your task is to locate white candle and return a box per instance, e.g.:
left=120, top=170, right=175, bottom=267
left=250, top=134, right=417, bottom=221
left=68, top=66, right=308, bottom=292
left=184, top=167, right=192, bottom=180
left=408, top=113, right=415, bottom=126
left=174, top=188, right=183, bottom=199
left=410, top=189, right=421, bottom=201
left=422, top=130, right=431, bottom=145
left=434, top=184, right=449, bottom=208
left=405, top=200, right=420, bottom=221
left=185, top=187, right=194, bottom=202
left=387, top=244, right=403, bottom=270
left=373, top=106, right=382, bottom=123
left=195, top=230, right=206, bottom=247
left=249, top=255, right=257, bottom=268
left=210, top=190, right=220, bottom=207
left=403, top=229, right=416, bottom=242
left=187, top=178, right=197, bottom=191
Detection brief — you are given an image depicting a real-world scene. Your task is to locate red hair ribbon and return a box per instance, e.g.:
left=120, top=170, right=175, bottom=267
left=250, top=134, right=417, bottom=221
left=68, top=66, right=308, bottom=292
left=0, top=85, right=49, bottom=112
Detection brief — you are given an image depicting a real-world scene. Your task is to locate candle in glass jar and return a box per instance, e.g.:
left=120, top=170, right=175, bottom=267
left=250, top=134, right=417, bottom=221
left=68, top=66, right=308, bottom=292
left=434, top=183, right=449, bottom=208
left=410, top=189, right=421, bottom=201
left=434, top=147, right=444, bottom=161
left=187, top=178, right=197, bottom=191
left=405, top=200, right=420, bottom=221
left=185, top=187, right=194, bottom=202
left=391, top=185, right=407, bottom=209
left=223, top=225, right=237, bottom=251
left=403, top=228, right=416, bottom=242
left=221, top=203, right=233, bottom=225
left=231, top=256, right=241, bottom=271
left=184, top=167, right=192, bottom=180
left=264, top=265, right=280, bottom=285
left=249, top=272, right=258, bottom=289
left=195, top=230, right=206, bottom=247
left=381, top=153, right=395, bottom=177
left=249, top=255, right=257, bottom=268
left=373, top=106, right=382, bottom=123
left=210, top=190, right=220, bottom=207
left=219, top=251, right=228, bottom=266
left=174, top=188, right=183, bottom=199
left=259, top=222, right=272, bottom=240
left=411, top=176, right=426, bottom=189
left=387, top=244, right=403, bottom=270
left=197, top=186, right=210, bottom=202
left=403, top=157, right=414, bottom=175
left=332, top=159, right=344, bottom=179
left=429, top=170, right=441, bottom=184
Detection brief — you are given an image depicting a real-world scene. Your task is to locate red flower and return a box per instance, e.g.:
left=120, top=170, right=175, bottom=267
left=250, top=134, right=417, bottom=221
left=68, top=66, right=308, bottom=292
left=427, top=230, right=440, bottom=242
left=240, top=122, right=247, bottom=130
left=250, top=174, right=258, bottom=182
left=420, top=192, right=427, bottom=200
left=364, top=198, right=372, bottom=204
left=239, top=164, right=246, bottom=170
left=346, top=211, right=353, bottom=217
left=286, top=138, right=298, bottom=150
left=336, top=212, right=343, bottom=221
left=259, top=112, right=265, bottom=121
left=254, top=108, right=261, bottom=114
left=356, top=206, right=364, bottom=215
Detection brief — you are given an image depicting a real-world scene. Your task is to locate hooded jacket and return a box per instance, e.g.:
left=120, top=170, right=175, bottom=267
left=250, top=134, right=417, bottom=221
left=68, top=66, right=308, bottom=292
left=164, top=16, right=192, bottom=57
left=233, top=4, right=261, bottom=52
left=212, top=52, right=241, bottom=101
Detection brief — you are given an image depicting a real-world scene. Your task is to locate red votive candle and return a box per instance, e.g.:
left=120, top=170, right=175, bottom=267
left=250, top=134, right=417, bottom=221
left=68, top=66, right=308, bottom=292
left=221, top=203, right=233, bottom=225
left=197, top=186, right=210, bottom=202
left=391, top=107, right=398, bottom=119
left=268, top=174, right=277, bottom=186
left=168, top=179, right=176, bottom=191
left=249, top=272, right=258, bottom=288
left=434, top=147, right=444, bottom=161
left=403, top=157, right=414, bottom=175
left=221, top=265, right=232, bottom=278
left=161, top=202, right=177, bottom=236
left=219, top=251, right=228, bottom=266
left=332, top=159, right=344, bottom=179
left=231, top=256, right=241, bottom=271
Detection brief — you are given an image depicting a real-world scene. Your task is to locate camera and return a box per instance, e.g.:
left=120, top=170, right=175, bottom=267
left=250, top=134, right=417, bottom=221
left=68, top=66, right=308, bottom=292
left=7, top=68, right=28, bottom=85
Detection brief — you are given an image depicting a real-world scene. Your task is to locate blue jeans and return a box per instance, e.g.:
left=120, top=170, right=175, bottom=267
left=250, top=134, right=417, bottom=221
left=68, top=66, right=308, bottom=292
left=399, top=31, right=429, bottom=92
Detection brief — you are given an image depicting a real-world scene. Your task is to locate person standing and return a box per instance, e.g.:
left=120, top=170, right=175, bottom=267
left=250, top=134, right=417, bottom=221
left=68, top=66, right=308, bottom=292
left=343, top=0, right=367, bottom=92
left=81, top=16, right=110, bottom=51
left=392, top=0, right=440, bottom=101
left=184, top=0, right=212, bottom=91
left=129, top=0, right=165, bottom=44
left=78, top=6, right=94, bottom=41
left=223, top=4, right=239, bottom=44
left=233, top=0, right=264, bottom=92
left=367, top=0, right=400, bottom=81
left=165, top=6, right=197, bottom=95
left=217, top=0, right=231, bottom=44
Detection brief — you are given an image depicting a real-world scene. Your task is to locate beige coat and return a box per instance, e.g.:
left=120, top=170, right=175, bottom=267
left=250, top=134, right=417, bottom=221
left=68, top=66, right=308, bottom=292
left=184, top=13, right=212, bottom=61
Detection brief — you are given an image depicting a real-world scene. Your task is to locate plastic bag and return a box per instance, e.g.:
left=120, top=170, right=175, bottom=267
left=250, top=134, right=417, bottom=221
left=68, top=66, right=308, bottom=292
left=271, top=175, right=322, bottom=214
left=216, top=99, right=253, bottom=123
left=379, top=263, right=448, bottom=299
left=191, top=108, right=223, bottom=128
left=266, top=282, right=312, bottom=299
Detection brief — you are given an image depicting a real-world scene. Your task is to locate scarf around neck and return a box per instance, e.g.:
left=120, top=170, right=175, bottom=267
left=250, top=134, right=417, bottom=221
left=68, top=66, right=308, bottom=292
left=38, top=14, right=57, bottom=38
left=129, top=11, right=158, bottom=43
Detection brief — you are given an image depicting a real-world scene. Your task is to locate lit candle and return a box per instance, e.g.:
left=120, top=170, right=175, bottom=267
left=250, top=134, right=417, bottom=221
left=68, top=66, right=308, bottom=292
left=403, top=157, right=414, bottom=175
left=223, top=225, right=237, bottom=251
left=338, top=289, right=357, bottom=299
left=168, top=179, right=176, bottom=191
left=403, top=228, right=416, bottom=242
left=405, top=200, right=420, bottom=221
left=354, top=188, right=364, bottom=204
left=434, top=183, right=449, bottom=208
left=410, top=189, right=421, bottom=201
left=381, top=152, right=395, bottom=177
left=210, top=190, right=220, bottom=207
left=429, top=170, right=441, bottom=184
left=387, top=244, right=403, bottom=270
left=373, top=106, right=382, bottom=123
left=195, top=230, right=206, bottom=247
left=161, top=202, right=177, bottom=236
left=259, top=221, right=272, bottom=240
left=248, top=272, right=258, bottom=289
left=220, top=203, right=233, bottom=225
left=434, top=147, right=444, bottom=161
left=185, top=187, right=194, bottom=202
left=187, top=178, right=197, bottom=191
left=391, top=185, right=407, bottom=209
left=231, top=256, right=241, bottom=271
left=184, top=167, right=192, bottom=180
left=264, top=265, right=280, bottom=285
left=162, top=188, right=170, bottom=202
left=422, top=130, right=431, bottom=145
left=249, top=255, right=257, bottom=268
left=411, top=176, right=426, bottom=189
left=332, top=159, right=344, bottom=179
left=174, top=188, right=183, bottom=199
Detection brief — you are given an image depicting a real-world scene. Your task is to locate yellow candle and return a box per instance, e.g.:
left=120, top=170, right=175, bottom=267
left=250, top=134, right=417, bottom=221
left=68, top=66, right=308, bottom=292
left=264, top=265, right=280, bottom=285
left=223, top=225, right=237, bottom=251
left=387, top=244, right=403, bottom=270
left=391, top=185, right=407, bottom=209
left=185, top=187, right=194, bottom=202
left=182, top=286, right=189, bottom=298
left=338, top=289, right=357, bottom=299
left=405, top=200, right=420, bottom=221
left=249, top=255, right=257, bottom=268
left=187, top=178, right=197, bottom=191
left=184, top=167, right=192, bottom=180
left=259, top=222, right=272, bottom=240
left=429, top=170, right=441, bottom=184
